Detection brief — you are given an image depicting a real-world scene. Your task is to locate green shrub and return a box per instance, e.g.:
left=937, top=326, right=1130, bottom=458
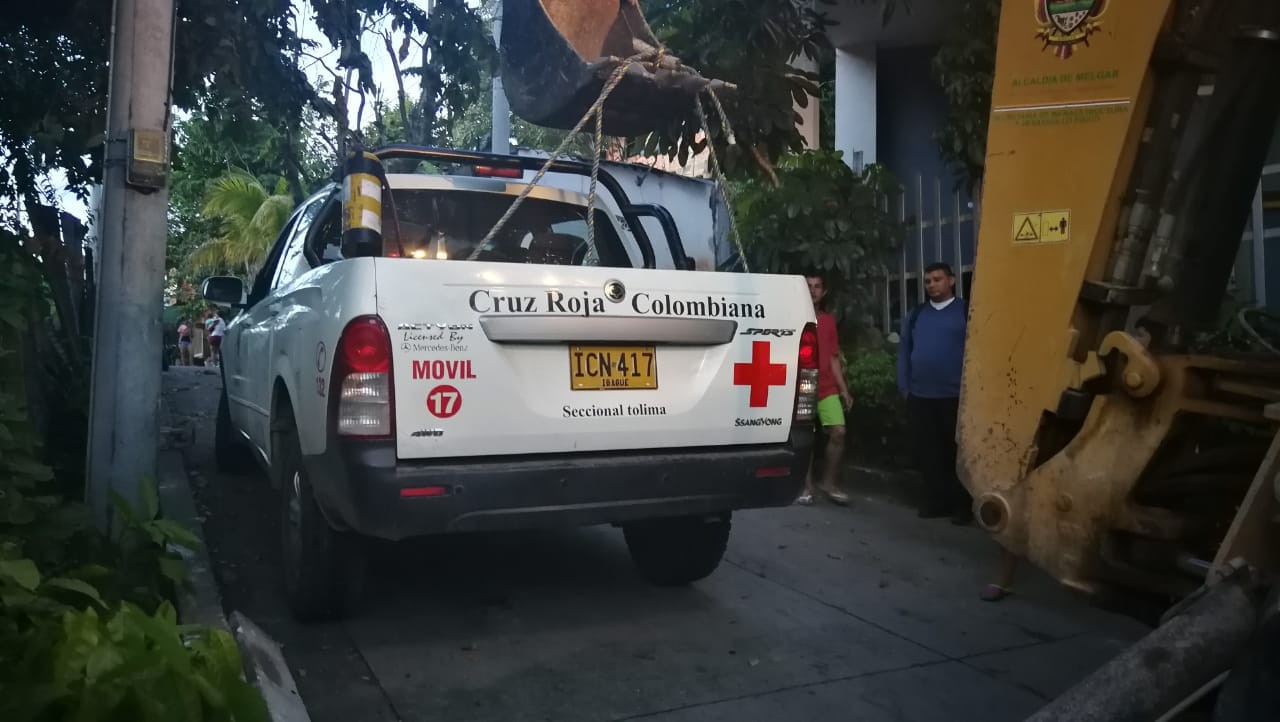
left=843, top=347, right=911, bottom=466
left=0, top=465, right=267, bottom=721
left=1, top=235, right=266, bottom=721
left=734, top=150, right=901, bottom=325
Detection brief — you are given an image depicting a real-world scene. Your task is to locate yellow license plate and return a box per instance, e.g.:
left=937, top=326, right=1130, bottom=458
left=569, top=346, right=658, bottom=390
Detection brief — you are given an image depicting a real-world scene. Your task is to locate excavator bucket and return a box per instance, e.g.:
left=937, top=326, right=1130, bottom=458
left=499, top=0, right=730, bottom=138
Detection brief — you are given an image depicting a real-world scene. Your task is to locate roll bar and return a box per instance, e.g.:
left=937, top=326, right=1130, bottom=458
left=369, top=145, right=693, bottom=270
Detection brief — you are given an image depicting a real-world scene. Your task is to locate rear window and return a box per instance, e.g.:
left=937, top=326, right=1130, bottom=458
left=379, top=189, right=632, bottom=268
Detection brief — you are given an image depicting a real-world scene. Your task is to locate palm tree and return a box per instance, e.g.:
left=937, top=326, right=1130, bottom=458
left=186, top=170, right=295, bottom=278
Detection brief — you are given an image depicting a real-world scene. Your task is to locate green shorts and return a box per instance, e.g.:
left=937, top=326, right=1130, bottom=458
left=817, top=394, right=845, bottom=428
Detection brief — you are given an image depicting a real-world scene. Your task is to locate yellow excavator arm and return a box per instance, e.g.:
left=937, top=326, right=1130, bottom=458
left=961, top=3, right=1280, bottom=717
left=961, top=0, right=1280, bottom=600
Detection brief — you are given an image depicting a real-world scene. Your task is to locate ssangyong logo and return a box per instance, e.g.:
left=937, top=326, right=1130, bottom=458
left=740, top=328, right=795, bottom=337
left=735, top=417, right=784, bottom=427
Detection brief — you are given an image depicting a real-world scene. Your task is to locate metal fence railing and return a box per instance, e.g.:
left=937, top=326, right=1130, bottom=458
left=1237, top=163, right=1279, bottom=306
left=876, top=175, right=978, bottom=335
left=877, top=162, right=1278, bottom=335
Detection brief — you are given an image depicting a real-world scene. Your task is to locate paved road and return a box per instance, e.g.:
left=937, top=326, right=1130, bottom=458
left=163, top=367, right=1145, bottom=722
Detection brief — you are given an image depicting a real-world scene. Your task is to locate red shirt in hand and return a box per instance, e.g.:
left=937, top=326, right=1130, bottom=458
left=816, top=311, right=840, bottom=400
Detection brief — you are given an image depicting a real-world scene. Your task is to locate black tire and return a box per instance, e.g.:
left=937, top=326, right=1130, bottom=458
left=276, top=417, right=365, bottom=621
left=214, top=387, right=253, bottom=473
left=623, top=514, right=731, bottom=587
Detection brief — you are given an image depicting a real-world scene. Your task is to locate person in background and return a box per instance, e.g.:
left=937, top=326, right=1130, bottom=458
left=897, top=262, right=972, bottom=524
left=178, top=320, right=192, bottom=365
left=797, top=272, right=853, bottom=506
left=981, top=548, right=1019, bottom=602
left=206, top=310, right=226, bottom=366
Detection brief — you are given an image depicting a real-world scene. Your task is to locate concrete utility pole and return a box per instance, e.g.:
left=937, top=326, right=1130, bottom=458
left=86, top=0, right=176, bottom=531
left=491, top=0, right=511, bottom=155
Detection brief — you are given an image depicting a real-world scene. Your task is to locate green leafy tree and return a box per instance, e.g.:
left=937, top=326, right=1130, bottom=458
left=1, top=240, right=266, bottom=720
left=168, top=107, right=335, bottom=295
left=446, top=74, right=597, bottom=157
left=308, top=0, right=494, bottom=148
left=842, top=347, right=911, bottom=464
left=931, top=0, right=1000, bottom=189
left=0, top=0, right=321, bottom=221
left=444, top=0, right=836, bottom=176
left=0, top=4, right=109, bottom=217
left=735, top=150, right=901, bottom=325
left=637, top=0, right=834, bottom=177
left=187, top=172, right=296, bottom=278
left=0, top=0, right=490, bottom=229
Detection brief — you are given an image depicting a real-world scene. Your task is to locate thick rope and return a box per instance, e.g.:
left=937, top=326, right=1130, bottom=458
left=469, top=50, right=663, bottom=262
left=696, top=89, right=750, bottom=273
left=585, top=48, right=668, bottom=265
left=583, top=85, right=606, bottom=266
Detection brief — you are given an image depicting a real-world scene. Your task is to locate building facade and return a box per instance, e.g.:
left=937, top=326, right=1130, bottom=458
left=826, top=1, right=976, bottom=333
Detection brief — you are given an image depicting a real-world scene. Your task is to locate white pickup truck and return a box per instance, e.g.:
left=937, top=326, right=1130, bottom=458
left=203, top=147, right=818, bottom=620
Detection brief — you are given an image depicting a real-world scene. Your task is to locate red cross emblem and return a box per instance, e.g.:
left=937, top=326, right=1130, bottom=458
left=733, top=341, right=787, bottom=408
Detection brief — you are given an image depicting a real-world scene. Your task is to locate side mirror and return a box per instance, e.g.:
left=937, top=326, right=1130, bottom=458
left=201, top=276, right=245, bottom=307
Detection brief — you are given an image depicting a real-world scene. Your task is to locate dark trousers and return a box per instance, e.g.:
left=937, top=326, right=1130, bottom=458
left=907, top=395, right=970, bottom=513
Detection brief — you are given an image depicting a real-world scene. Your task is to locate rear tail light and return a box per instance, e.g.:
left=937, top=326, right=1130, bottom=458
left=400, top=485, right=449, bottom=498
left=336, top=316, right=394, bottom=437
left=794, top=322, right=819, bottom=424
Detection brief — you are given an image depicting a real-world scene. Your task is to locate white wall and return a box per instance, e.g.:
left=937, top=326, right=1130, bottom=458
left=835, top=44, right=877, bottom=170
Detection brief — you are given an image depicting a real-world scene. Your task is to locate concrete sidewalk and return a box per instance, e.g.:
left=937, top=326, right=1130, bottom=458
left=159, top=366, right=311, bottom=722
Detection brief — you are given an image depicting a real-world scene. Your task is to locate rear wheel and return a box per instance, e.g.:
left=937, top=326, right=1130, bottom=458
left=624, top=514, right=731, bottom=586
left=275, top=415, right=365, bottom=621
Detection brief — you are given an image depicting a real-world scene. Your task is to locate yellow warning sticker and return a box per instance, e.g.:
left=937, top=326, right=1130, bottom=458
left=1042, top=210, right=1071, bottom=243
left=1013, top=213, right=1041, bottom=243
left=1012, top=210, right=1070, bottom=244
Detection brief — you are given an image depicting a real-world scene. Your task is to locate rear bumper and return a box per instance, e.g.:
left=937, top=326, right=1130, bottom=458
left=303, top=429, right=813, bottom=540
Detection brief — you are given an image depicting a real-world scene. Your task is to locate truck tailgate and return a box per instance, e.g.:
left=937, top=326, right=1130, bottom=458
left=374, top=259, right=814, bottom=459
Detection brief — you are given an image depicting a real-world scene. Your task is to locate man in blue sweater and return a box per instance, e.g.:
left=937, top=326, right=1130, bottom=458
left=897, top=262, right=973, bottom=523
